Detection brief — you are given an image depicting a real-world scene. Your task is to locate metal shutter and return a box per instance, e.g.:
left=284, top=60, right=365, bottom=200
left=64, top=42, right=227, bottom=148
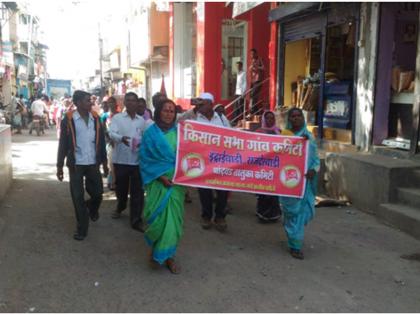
left=283, top=14, right=326, bottom=42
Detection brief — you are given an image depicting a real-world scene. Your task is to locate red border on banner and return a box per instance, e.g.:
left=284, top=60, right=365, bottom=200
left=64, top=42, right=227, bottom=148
left=173, top=120, right=309, bottom=198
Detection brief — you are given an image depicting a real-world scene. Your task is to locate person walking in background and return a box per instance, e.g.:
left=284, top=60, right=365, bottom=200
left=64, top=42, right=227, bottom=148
left=91, top=95, right=101, bottom=114
left=254, top=111, right=282, bottom=223
left=56, top=90, right=108, bottom=241
left=18, top=94, right=29, bottom=130
left=109, top=92, right=146, bottom=232
left=139, top=98, right=185, bottom=274
left=12, top=95, right=25, bottom=134
left=151, top=92, right=167, bottom=110
left=233, top=61, right=246, bottom=125
left=137, top=97, right=153, bottom=121
left=195, top=92, right=229, bottom=232
left=279, top=108, right=320, bottom=259
left=99, top=96, right=111, bottom=124
left=101, top=96, right=118, bottom=190
left=249, top=48, right=264, bottom=115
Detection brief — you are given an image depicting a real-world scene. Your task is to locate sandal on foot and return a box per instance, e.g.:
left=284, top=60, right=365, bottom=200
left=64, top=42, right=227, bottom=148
left=214, top=218, right=227, bottom=232
left=290, top=249, right=304, bottom=260
left=165, top=258, right=181, bottom=274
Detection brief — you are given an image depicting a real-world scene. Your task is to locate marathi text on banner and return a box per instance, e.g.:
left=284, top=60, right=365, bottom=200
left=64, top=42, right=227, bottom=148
left=173, top=120, right=309, bottom=198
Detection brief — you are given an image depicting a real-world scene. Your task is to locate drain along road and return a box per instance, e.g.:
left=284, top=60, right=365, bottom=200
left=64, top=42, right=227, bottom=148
left=1, top=129, right=420, bottom=312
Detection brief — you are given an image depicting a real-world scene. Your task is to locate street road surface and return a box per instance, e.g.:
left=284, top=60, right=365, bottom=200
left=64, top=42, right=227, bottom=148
left=1, top=129, right=420, bottom=312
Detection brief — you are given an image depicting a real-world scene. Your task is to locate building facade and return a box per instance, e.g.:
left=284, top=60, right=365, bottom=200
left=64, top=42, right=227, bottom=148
left=169, top=2, right=274, bottom=120
left=0, top=1, right=48, bottom=104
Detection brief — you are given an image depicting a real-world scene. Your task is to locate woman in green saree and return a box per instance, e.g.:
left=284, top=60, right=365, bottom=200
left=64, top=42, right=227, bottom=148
left=139, top=99, right=185, bottom=274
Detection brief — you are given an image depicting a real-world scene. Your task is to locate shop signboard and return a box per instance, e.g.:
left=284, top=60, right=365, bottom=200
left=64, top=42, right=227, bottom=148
left=46, top=79, right=72, bottom=99
left=1, top=41, right=14, bottom=66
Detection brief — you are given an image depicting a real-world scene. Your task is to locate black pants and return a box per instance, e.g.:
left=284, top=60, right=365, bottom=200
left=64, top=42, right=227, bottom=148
left=198, top=188, right=228, bottom=220
left=114, top=163, right=144, bottom=227
left=256, top=194, right=282, bottom=221
left=250, top=81, right=262, bottom=114
left=69, top=164, right=103, bottom=236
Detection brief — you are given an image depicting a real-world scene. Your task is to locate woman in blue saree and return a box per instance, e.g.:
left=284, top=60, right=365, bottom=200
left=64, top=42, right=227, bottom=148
left=279, top=108, right=320, bottom=260
left=139, top=99, right=185, bottom=274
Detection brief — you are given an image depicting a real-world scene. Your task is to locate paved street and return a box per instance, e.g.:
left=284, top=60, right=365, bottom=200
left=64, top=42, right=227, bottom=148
left=0, top=129, right=420, bottom=312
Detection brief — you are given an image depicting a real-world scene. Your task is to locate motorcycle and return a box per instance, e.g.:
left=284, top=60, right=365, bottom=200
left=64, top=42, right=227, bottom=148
left=31, top=114, right=45, bottom=136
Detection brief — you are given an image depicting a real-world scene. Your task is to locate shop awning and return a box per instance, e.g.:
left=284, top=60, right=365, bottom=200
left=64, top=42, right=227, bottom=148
left=268, top=2, right=321, bottom=22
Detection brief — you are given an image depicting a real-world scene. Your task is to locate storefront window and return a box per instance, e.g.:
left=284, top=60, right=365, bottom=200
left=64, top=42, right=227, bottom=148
left=221, top=20, right=247, bottom=100
left=322, top=22, right=356, bottom=142
left=282, top=20, right=356, bottom=143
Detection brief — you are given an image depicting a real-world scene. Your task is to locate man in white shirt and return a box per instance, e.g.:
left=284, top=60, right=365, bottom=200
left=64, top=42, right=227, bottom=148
left=109, top=92, right=146, bottom=231
left=194, top=92, right=229, bottom=232
left=233, top=61, right=246, bottom=125
left=29, top=96, right=48, bottom=134
left=56, top=90, right=108, bottom=241
left=31, top=96, right=48, bottom=117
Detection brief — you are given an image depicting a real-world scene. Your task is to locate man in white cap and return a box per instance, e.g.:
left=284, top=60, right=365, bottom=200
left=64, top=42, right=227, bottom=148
left=194, top=92, right=229, bottom=232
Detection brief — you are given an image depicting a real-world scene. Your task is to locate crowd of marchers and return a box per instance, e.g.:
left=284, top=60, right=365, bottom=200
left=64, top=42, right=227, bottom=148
left=55, top=89, right=319, bottom=274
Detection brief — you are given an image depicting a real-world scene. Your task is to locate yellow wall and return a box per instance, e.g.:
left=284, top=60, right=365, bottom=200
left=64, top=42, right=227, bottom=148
left=284, top=39, right=309, bottom=106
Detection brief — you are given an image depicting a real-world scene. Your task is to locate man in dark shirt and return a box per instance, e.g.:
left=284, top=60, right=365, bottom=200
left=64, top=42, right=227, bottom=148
left=56, top=90, right=108, bottom=241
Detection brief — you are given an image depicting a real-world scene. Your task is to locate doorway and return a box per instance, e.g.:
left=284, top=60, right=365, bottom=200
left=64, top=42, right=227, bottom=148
left=221, top=20, right=247, bottom=100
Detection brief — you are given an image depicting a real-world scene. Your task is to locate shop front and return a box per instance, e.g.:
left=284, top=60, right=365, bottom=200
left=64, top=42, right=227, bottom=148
left=373, top=3, right=420, bottom=155
left=270, top=3, right=359, bottom=143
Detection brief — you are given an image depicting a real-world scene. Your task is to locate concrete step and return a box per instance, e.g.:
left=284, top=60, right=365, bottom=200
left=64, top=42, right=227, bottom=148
left=378, top=203, right=420, bottom=240
left=397, top=187, right=420, bottom=208
left=372, top=146, right=410, bottom=159
left=411, top=170, right=420, bottom=183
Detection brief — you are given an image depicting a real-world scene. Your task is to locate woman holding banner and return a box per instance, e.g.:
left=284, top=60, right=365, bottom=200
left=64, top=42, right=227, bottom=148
left=139, top=99, right=185, bottom=274
left=279, top=108, right=320, bottom=260
left=254, top=111, right=282, bottom=222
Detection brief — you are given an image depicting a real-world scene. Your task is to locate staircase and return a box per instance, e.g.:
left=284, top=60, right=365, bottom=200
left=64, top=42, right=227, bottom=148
left=235, top=114, right=262, bottom=131
left=378, top=169, right=420, bottom=240
left=225, top=77, right=269, bottom=131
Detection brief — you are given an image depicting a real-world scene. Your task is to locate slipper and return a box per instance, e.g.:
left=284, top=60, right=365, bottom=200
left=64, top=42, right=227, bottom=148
left=165, top=258, right=181, bottom=274
left=290, top=249, right=304, bottom=260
